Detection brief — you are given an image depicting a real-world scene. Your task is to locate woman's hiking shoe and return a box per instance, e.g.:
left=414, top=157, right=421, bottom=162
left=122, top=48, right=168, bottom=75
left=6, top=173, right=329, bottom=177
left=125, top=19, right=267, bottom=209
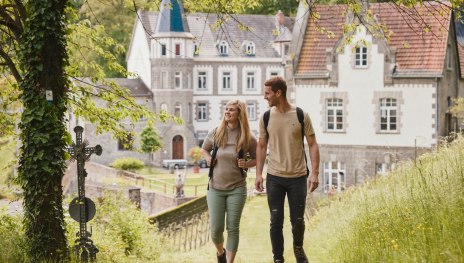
left=217, top=249, right=226, bottom=263
left=293, top=246, right=308, bottom=263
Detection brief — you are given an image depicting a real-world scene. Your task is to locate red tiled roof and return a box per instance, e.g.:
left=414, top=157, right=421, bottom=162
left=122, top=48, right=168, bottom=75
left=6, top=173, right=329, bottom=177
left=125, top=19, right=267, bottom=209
left=296, top=2, right=451, bottom=76
left=458, top=44, right=464, bottom=78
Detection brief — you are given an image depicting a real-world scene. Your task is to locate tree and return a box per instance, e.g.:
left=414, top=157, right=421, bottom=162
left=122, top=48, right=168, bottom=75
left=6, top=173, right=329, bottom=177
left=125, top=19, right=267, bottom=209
left=188, top=146, right=203, bottom=166
left=140, top=126, right=163, bottom=164
left=16, top=0, right=69, bottom=261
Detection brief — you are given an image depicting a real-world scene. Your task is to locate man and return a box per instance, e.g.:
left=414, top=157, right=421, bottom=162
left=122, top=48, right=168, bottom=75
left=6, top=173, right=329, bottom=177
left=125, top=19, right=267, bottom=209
left=255, top=76, right=320, bottom=263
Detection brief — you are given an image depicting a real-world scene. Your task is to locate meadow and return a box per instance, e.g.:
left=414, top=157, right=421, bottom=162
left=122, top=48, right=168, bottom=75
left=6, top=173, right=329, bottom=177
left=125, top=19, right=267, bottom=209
left=0, top=137, right=463, bottom=262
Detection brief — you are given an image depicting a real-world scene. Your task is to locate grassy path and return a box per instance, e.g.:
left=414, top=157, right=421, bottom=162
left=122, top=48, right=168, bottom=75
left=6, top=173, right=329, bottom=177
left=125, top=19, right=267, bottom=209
left=158, top=195, right=311, bottom=263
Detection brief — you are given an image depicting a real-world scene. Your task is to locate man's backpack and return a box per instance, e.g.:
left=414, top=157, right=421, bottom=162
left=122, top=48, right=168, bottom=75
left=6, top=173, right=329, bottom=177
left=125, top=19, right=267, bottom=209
left=263, top=107, right=309, bottom=176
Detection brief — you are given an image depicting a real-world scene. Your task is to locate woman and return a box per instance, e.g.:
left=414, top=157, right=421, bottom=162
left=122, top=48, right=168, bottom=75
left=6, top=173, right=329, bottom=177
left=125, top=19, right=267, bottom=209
left=201, top=100, right=257, bottom=263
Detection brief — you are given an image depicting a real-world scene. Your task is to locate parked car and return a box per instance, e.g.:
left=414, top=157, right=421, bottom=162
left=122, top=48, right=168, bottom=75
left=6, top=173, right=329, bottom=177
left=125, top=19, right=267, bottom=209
left=197, top=159, right=209, bottom=168
left=162, top=159, right=188, bottom=169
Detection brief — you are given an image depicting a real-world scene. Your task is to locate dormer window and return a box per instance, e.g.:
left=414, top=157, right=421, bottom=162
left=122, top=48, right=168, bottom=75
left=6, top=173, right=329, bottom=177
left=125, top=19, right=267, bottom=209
left=245, top=41, right=255, bottom=56
left=161, top=44, right=167, bottom=57
left=355, top=47, right=367, bottom=67
left=193, top=43, right=199, bottom=56
left=219, top=41, right=228, bottom=56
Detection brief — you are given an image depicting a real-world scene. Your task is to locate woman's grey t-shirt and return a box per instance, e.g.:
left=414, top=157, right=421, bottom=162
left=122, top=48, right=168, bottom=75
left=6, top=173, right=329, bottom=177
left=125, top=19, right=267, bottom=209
left=202, top=126, right=257, bottom=191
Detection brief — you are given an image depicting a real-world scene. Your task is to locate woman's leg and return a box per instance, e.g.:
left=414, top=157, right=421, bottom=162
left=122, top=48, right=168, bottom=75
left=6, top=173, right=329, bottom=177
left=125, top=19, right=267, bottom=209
left=207, top=188, right=227, bottom=256
left=224, top=186, right=247, bottom=263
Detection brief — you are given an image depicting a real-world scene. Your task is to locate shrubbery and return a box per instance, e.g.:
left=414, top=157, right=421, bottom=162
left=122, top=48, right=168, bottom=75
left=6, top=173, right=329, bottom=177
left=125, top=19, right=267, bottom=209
left=110, top=157, right=144, bottom=171
left=0, top=208, right=28, bottom=262
left=65, top=191, right=168, bottom=262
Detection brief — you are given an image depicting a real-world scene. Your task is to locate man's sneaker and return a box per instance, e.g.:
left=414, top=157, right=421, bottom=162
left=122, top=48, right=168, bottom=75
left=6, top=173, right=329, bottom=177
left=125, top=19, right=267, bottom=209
left=274, top=259, right=284, bottom=263
left=217, top=249, right=226, bottom=263
left=293, top=246, right=308, bottom=263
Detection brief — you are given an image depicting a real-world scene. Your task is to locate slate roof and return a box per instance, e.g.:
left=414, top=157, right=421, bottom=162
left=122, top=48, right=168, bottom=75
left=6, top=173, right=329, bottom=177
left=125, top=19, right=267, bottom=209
left=109, top=78, right=152, bottom=97
left=296, top=2, right=451, bottom=77
left=156, top=0, right=189, bottom=33
left=137, top=10, right=293, bottom=58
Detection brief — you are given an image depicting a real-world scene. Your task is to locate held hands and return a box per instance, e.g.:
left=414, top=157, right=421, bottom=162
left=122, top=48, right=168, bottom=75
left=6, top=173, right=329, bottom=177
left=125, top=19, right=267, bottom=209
left=308, top=173, right=319, bottom=193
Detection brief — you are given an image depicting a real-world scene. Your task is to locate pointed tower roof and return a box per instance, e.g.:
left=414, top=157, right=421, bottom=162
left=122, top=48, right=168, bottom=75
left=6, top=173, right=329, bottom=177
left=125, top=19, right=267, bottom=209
left=155, top=0, right=189, bottom=33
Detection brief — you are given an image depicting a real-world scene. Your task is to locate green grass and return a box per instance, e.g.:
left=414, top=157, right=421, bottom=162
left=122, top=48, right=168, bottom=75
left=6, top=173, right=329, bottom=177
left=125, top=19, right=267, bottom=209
left=0, top=137, right=17, bottom=199
left=306, top=137, right=464, bottom=262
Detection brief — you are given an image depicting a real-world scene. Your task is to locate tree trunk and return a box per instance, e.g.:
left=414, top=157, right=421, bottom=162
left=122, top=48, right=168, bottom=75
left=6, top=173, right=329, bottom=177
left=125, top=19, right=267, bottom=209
left=17, top=0, right=69, bottom=261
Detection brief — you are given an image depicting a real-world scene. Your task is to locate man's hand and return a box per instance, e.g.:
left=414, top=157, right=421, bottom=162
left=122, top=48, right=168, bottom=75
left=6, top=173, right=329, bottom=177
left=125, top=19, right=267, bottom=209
left=255, top=174, right=264, bottom=192
left=308, top=173, right=319, bottom=192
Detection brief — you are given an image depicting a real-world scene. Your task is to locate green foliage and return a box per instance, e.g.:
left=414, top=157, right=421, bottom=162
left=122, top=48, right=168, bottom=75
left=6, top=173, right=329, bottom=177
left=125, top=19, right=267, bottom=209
left=0, top=209, right=28, bottom=262
left=188, top=146, right=203, bottom=165
left=17, top=0, right=70, bottom=261
left=450, top=97, right=464, bottom=120
left=140, top=126, right=163, bottom=154
left=110, top=157, right=145, bottom=171
left=65, top=191, right=166, bottom=262
left=306, top=136, right=464, bottom=262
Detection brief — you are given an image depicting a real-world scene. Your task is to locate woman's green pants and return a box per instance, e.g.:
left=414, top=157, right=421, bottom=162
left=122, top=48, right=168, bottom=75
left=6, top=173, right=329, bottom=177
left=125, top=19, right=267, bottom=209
left=207, top=186, right=247, bottom=252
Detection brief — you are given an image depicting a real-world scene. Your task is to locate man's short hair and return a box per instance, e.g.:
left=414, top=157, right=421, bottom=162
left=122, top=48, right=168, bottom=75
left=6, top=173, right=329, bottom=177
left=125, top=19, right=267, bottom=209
left=264, top=76, right=287, bottom=97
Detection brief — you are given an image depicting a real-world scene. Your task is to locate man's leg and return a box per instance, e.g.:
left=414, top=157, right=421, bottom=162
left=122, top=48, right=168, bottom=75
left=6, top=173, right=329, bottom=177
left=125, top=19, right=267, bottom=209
left=287, top=176, right=308, bottom=263
left=266, top=174, right=287, bottom=261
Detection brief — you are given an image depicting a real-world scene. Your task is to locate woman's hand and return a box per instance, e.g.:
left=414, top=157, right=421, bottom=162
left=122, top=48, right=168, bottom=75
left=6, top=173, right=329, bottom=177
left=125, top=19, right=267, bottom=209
left=237, top=158, right=246, bottom=168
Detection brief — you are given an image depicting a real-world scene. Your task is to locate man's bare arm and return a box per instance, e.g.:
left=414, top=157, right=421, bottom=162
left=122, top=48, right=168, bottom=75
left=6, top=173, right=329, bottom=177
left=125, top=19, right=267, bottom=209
left=255, top=137, right=268, bottom=192
left=306, top=134, right=320, bottom=192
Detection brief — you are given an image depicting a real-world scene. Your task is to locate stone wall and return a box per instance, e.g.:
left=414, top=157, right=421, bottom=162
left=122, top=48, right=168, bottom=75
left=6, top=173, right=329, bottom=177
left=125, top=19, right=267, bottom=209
left=63, top=162, right=195, bottom=216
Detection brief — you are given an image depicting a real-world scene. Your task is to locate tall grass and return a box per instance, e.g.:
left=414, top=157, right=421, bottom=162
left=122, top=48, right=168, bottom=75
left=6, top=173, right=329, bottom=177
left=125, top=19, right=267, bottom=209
left=307, top=137, right=464, bottom=262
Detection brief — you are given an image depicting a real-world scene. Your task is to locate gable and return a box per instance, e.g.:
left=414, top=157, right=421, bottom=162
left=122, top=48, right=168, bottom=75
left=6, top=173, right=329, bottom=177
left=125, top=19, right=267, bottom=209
left=296, top=2, right=451, bottom=77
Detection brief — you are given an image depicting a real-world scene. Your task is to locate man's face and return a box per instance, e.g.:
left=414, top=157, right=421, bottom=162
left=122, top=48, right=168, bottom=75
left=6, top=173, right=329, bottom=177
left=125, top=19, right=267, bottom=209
left=264, top=86, right=277, bottom=107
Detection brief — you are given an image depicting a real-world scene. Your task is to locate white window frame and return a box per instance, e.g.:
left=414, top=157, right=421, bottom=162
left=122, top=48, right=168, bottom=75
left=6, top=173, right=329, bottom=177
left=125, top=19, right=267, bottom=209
left=322, top=161, right=346, bottom=193
left=380, top=98, right=397, bottom=132
left=245, top=41, right=255, bottom=56
left=175, top=43, right=181, bottom=57
left=326, top=98, right=343, bottom=131
left=246, top=72, right=256, bottom=90
left=174, top=103, right=182, bottom=118
left=197, top=102, right=207, bottom=121
left=218, top=66, right=237, bottom=95
left=193, top=66, right=213, bottom=94
left=355, top=47, right=368, bottom=68
left=222, top=72, right=231, bottom=90
left=266, top=66, right=284, bottom=80
left=242, top=67, right=261, bottom=95
left=219, top=41, right=228, bottom=56
left=197, top=72, right=207, bottom=90
left=175, top=72, right=182, bottom=89
left=160, top=103, right=168, bottom=113
left=247, top=102, right=257, bottom=121
left=161, top=43, right=167, bottom=57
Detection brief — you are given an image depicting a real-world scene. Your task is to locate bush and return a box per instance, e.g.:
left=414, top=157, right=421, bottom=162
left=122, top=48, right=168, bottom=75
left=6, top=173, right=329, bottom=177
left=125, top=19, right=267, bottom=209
left=65, top=191, right=167, bottom=262
left=0, top=208, right=28, bottom=262
left=110, top=157, right=144, bottom=171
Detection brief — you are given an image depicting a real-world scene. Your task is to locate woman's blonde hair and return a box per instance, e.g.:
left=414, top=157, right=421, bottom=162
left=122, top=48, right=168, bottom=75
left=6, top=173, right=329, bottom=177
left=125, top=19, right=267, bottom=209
left=214, top=100, right=252, bottom=152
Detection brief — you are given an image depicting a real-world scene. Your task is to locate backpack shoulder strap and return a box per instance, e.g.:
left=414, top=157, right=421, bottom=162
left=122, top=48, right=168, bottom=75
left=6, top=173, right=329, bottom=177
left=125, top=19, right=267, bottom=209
left=296, top=107, right=304, bottom=140
left=296, top=107, right=309, bottom=176
left=263, top=109, right=271, bottom=138
left=207, top=128, right=218, bottom=190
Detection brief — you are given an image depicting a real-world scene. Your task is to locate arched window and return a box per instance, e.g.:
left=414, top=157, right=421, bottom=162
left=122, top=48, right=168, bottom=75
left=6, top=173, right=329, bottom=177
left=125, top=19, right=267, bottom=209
left=245, top=41, right=255, bottom=56
left=219, top=41, right=228, bottom=56
left=160, top=103, right=168, bottom=113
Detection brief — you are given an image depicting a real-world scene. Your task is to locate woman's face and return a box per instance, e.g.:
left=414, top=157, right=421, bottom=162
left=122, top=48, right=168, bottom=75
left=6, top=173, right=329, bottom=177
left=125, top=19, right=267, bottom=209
left=225, top=104, right=239, bottom=124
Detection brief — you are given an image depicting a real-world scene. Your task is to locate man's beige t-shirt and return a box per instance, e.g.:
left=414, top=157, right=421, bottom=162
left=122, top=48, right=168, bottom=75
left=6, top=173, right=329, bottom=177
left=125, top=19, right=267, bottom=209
left=258, top=106, right=314, bottom=178
left=202, top=126, right=257, bottom=190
